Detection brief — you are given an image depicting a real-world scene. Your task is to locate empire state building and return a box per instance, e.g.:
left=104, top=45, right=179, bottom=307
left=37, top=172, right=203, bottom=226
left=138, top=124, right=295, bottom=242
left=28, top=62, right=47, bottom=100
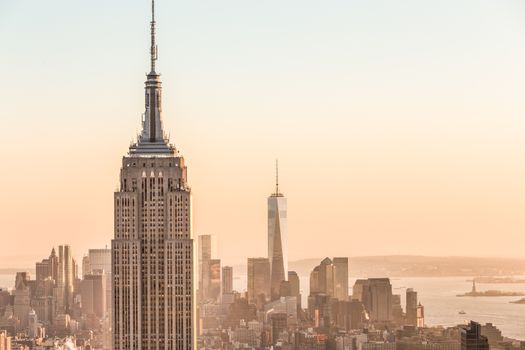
left=112, top=1, right=195, bottom=349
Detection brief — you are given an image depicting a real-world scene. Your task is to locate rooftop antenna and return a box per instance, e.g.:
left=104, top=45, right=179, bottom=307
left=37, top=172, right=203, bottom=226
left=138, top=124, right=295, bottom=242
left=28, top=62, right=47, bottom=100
left=150, top=0, right=158, bottom=73
left=275, top=159, right=279, bottom=195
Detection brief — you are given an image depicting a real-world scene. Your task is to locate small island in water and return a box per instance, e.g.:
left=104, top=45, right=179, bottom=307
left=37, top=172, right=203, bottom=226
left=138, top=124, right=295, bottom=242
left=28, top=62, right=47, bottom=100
left=457, top=281, right=525, bottom=297
left=510, top=298, right=525, bottom=304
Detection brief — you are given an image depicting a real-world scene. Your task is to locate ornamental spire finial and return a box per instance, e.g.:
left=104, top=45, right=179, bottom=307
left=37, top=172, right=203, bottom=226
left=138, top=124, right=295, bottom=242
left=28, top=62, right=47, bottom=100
left=150, top=0, right=158, bottom=73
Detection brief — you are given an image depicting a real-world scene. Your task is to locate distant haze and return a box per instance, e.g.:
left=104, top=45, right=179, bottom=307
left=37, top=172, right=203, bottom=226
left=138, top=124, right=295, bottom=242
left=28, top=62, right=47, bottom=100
left=1, top=1, right=525, bottom=264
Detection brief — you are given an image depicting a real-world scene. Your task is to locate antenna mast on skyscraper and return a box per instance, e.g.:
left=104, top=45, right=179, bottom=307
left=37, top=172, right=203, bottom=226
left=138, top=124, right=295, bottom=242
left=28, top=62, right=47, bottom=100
left=150, top=0, right=158, bottom=73
left=275, top=159, right=279, bottom=195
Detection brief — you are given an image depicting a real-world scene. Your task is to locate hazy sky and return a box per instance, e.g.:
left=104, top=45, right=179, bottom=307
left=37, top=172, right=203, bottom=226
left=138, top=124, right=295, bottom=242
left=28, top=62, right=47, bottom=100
left=1, top=0, right=525, bottom=267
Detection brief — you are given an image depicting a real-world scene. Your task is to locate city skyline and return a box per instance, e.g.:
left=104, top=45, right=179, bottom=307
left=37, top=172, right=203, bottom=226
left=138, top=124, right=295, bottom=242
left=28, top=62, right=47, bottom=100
left=1, top=2, right=525, bottom=348
left=2, top=0, right=525, bottom=265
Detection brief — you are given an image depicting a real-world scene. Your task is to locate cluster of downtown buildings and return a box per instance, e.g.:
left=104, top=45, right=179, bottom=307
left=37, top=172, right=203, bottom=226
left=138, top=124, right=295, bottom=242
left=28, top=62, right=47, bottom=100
left=0, top=239, right=516, bottom=350
left=0, top=247, right=112, bottom=349
left=194, top=227, right=503, bottom=350
left=0, top=2, right=523, bottom=350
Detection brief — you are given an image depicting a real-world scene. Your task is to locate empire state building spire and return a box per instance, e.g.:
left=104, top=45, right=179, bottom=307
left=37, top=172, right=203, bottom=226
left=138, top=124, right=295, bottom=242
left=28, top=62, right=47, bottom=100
left=150, top=0, right=158, bottom=73
left=129, top=0, right=175, bottom=156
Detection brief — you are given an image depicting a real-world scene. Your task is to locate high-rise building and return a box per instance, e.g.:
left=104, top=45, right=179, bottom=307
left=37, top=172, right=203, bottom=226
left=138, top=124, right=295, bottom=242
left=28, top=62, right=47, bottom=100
left=352, top=278, right=393, bottom=323
left=81, top=272, right=106, bottom=318
left=208, top=259, right=221, bottom=301
left=406, top=288, right=417, bottom=326
left=36, top=262, right=50, bottom=286
left=88, top=248, right=111, bottom=274
left=461, top=321, right=489, bottom=350
left=309, top=257, right=348, bottom=302
left=288, top=271, right=300, bottom=298
left=87, top=248, right=112, bottom=317
left=112, top=2, right=195, bottom=349
left=368, top=278, right=393, bottom=322
left=392, top=294, right=403, bottom=324
left=31, top=295, right=54, bottom=325
left=13, top=272, right=31, bottom=327
left=222, top=266, right=233, bottom=295
left=247, top=258, right=271, bottom=307
left=268, top=162, right=288, bottom=300
left=57, top=245, right=74, bottom=314
left=279, top=281, right=292, bottom=298
left=287, top=271, right=301, bottom=308
left=82, top=256, right=91, bottom=278
left=416, top=303, right=424, bottom=327
left=72, top=257, right=79, bottom=282
left=198, top=235, right=216, bottom=302
left=49, top=248, right=59, bottom=283
left=270, top=313, right=287, bottom=345
left=352, top=279, right=372, bottom=311
left=333, top=299, right=366, bottom=331
left=35, top=248, right=58, bottom=297
left=480, top=323, right=503, bottom=348
left=310, top=258, right=332, bottom=295
left=333, top=257, right=349, bottom=301
left=28, top=309, right=38, bottom=338
left=198, top=235, right=212, bottom=263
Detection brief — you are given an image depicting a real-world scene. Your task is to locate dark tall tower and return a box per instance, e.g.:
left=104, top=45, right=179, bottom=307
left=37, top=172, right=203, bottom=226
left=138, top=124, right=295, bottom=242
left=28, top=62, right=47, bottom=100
left=112, top=2, right=195, bottom=349
left=461, top=321, right=489, bottom=350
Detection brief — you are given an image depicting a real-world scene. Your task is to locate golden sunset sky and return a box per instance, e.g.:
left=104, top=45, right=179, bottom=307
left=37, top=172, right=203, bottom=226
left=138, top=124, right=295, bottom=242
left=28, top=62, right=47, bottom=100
left=1, top=0, right=525, bottom=266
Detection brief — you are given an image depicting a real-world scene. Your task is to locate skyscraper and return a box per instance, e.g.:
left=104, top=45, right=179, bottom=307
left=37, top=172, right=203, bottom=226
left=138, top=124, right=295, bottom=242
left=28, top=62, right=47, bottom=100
left=85, top=248, right=112, bottom=318
left=222, top=266, right=233, bottom=295
left=81, top=272, right=106, bottom=318
left=268, top=161, right=288, bottom=300
left=88, top=248, right=111, bottom=274
left=309, top=257, right=347, bottom=301
left=112, top=1, right=195, bottom=349
left=406, top=288, right=418, bottom=326
left=352, top=278, right=393, bottom=322
left=208, top=259, right=221, bottom=301
left=35, top=248, right=58, bottom=297
left=247, top=258, right=271, bottom=307
left=13, top=272, right=31, bottom=327
left=416, top=303, right=425, bottom=327
left=461, top=321, right=489, bottom=350
left=287, top=271, right=300, bottom=299
left=333, top=257, right=349, bottom=301
left=82, top=256, right=91, bottom=279
left=198, top=235, right=211, bottom=299
left=287, top=270, right=301, bottom=308
left=352, top=279, right=372, bottom=312
left=368, top=278, right=393, bottom=322
left=57, top=245, right=74, bottom=314
left=198, top=234, right=217, bottom=302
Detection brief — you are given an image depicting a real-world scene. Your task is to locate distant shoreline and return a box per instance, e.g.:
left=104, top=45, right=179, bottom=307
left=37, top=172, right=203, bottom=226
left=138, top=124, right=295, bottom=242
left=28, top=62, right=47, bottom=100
left=3, top=254, right=525, bottom=278
left=473, top=277, right=525, bottom=284
left=0, top=268, right=34, bottom=274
